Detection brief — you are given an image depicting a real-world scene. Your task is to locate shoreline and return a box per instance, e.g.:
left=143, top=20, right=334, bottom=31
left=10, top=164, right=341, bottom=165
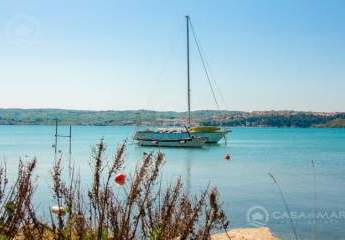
left=211, top=227, right=279, bottom=240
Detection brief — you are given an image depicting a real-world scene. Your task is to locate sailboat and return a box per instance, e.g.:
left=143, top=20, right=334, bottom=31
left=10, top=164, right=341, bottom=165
left=135, top=127, right=207, bottom=147
left=134, top=16, right=230, bottom=147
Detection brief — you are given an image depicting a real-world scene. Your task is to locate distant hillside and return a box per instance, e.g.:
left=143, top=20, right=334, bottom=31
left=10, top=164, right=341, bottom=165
left=0, top=108, right=344, bottom=128
left=314, top=119, right=345, bottom=128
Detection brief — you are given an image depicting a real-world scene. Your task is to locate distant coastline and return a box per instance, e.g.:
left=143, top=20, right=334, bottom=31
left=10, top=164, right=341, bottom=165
left=0, top=108, right=344, bottom=128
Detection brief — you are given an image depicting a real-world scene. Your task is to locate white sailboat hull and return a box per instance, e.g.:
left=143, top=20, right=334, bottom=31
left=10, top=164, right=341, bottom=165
left=134, top=128, right=229, bottom=144
left=134, top=130, right=207, bottom=148
left=134, top=131, right=189, bottom=141
left=190, top=131, right=228, bottom=143
left=137, top=137, right=206, bottom=148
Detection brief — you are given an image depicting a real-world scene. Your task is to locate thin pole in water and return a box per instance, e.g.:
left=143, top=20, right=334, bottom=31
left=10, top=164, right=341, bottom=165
left=53, top=119, right=72, bottom=160
left=54, top=118, right=58, bottom=155
left=311, top=160, right=318, bottom=240
left=69, top=125, right=72, bottom=155
left=68, top=125, right=72, bottom=177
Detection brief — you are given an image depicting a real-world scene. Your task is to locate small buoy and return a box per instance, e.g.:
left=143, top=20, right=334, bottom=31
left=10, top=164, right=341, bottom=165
left=224, top=154, right=231, bottom=160
left=114, top=173, right=127, bottom=186
left=51, top=206, right=66, bottom=216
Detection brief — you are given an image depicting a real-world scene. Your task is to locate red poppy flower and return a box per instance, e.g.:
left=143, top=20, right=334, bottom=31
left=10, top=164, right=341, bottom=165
left=114, top=173, right=127, bottom=186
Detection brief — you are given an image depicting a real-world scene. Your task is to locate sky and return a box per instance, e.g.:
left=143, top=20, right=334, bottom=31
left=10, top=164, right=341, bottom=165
left=0, top=0, right=344, bottom=112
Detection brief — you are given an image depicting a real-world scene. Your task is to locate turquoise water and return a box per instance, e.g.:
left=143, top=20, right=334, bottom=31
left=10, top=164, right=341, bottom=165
left=1, top=125, right=345, bottom=239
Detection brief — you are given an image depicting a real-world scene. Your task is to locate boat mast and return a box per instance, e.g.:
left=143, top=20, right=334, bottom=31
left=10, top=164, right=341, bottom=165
left=186, top=15, right=191, bottom=126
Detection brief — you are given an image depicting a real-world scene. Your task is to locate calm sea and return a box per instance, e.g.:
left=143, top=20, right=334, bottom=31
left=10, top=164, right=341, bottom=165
left=0, top=125, right=344, bottom=239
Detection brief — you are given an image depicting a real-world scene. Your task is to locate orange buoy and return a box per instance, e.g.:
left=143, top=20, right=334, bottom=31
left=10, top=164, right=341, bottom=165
left=224, top=154, right=231, bottom=160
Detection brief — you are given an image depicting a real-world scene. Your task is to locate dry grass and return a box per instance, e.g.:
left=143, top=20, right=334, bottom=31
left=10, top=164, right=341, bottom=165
left=0, top=140, right=230, bottom=240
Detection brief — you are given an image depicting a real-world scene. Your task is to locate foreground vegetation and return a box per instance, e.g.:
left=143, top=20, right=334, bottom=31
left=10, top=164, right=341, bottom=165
left=0, top=108, right=344, bottom=128
left=0, top=140, right=229, bottom=240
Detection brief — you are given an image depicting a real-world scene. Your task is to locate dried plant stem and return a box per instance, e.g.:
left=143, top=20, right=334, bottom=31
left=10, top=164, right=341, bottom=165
left=268, top=172, right=298, bottom=240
